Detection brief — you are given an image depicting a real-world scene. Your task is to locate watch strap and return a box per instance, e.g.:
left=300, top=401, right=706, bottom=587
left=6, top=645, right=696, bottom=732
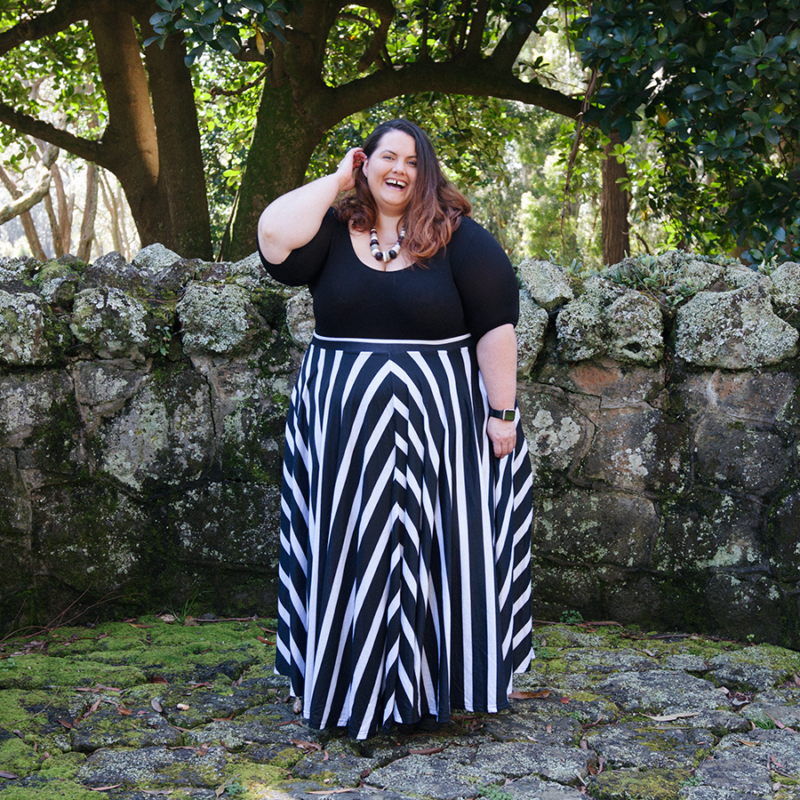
left=488, top=406, right=516, bottom=421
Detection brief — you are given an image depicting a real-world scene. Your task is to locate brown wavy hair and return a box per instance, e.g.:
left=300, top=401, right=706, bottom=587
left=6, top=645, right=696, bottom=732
left=335, top=119, right=472, bottom=265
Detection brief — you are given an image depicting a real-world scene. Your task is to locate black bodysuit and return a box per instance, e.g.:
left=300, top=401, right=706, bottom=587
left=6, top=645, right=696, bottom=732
left=259, top=209, right=519, bottom=341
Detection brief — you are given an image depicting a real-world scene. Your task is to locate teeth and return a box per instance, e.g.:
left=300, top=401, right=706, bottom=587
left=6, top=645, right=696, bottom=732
left=387, top=179, right=406, bottom=188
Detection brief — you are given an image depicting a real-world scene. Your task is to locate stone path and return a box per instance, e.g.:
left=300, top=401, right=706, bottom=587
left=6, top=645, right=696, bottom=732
left=1, top=617, right=800, bottom=799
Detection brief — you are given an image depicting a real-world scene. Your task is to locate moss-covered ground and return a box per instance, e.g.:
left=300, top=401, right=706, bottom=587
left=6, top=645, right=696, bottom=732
left=1, top=618, right=800, bottom=800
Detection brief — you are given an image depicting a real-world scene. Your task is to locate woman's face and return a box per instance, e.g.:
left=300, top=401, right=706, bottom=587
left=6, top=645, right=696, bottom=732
left=362, top=130, right=418, bottom=215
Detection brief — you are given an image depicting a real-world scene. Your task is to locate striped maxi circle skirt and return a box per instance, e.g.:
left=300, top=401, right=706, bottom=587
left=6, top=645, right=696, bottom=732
left=275, top=332, right=534, bottom=739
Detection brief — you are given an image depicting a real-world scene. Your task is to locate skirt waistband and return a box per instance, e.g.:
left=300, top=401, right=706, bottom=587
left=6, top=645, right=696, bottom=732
left=311, top=332, right=474, bottom=354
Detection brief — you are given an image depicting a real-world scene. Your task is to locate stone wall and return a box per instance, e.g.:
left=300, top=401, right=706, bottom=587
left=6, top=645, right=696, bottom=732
left=1, top=247, right=799, bottom=647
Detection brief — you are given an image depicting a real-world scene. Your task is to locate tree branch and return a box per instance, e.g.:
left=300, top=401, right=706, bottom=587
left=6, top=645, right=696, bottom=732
left=464, top=0, right=489, bottom=58
left=0, top=147, right=58, bottom=225
left=315, top=58, right=584, bottom=127
left=0, top=103, right=104, bottom=165
left=491, top=0, right=551, bottom=73
left=0, top=0, right=97, bottom=58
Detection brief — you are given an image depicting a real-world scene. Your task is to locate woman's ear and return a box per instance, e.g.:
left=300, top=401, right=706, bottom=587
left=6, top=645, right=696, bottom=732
left=361, top=157, right=369, bottom=177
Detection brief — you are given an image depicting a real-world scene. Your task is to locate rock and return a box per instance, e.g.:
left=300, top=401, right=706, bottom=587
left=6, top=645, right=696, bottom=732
left=132, top=243, right=181, bottom=272
left=586, top=723, right=714, bottom=769
left=229, top=252, right=269, bottom=289
left=71, top=705, right=183, bottom=752
left=771, top=261, right=800, bottom=323
left=464, top=740, right=597, bottom=783
left=556, top=277, right=663, bottom=365
left=674, top=281, right=799, bottom=368
left=70, top=287, right=150, bottom=361
left=595, top=670, right=733, bottom=715
left=151, top=257, right=198, bottom=294
left=532, top=488, right=657, bottom=569
left=34, top=259, right=82, bottom=306
left=693, top=412, right=792, bottom=495
left=578, top=405, right=690, bottom=494
left=177, top=282, right=265, bottom=356
left=77, top=745, right=227, bottom=789
left=588, top=767, right=693, bottom=800
left=653, top=491, right=765, bottom=574
left=723, top=263, right=765, bottom=289
left=766, top=490, right=800, bottom=582
left=0, top=290, right=69, bottom=365
left=517, top=386, right=590, bottom=490
left=517, top=292, right=549, bottom=374
left=83, top=251, right=154, bottom=295
left=285, top=287, right=315, bottom=346
left=93, top=363, right=214, bottom=492
left=707, top=646, right=800, bottom=691
left=0, top=254, right=40, bottom=276
left=518, top=259, right=574, bottom=310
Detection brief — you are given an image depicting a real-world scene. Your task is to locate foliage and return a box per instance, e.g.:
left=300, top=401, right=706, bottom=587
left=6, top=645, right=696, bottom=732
left=573, top=0, right=800, bottom=263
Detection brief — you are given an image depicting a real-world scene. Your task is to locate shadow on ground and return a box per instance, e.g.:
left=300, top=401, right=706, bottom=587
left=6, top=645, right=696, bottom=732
left=1, top=616, right=800, bottom=800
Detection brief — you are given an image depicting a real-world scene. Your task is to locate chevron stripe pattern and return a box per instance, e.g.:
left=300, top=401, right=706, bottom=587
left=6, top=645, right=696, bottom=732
left=275, top=333, right=534, bottom=739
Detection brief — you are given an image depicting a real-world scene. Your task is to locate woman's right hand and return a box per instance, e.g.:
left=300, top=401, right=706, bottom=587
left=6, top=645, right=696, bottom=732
left=335, top=147, right=366, bottom=192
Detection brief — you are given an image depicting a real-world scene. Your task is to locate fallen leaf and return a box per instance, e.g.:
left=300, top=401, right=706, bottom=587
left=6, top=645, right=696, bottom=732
left=0, top=771, right=19, bottom=779
left=57, top=719, right=74, bottom=729
left=117, top=706, right=133, bottom=716
left=276, top=719, right=302, bottom=727
left=257, top=636, right=276, bottom=645
left=149, top=676, right=169, bottom=685
left=323, top=750, right=329, bottom=761
left=307, top=790, right=358, bottom=795
left=190, top=682, right=213, bottom=690
left=291, top=739, right=323, bottom=752
left=176, top=703, right=190, bottom=711
left=560, top=697, right=571, bottom=704
left=95, top=684, right=123, bottom=693
left=184, top=617, right=198, bottom=626
left=128, top=623, right=154, bottom=629
left=211, top=715, right=234, bottom=722
left=546, top=724, right=552, bottom=734
left=579, top=737, right=589, bottom=750
left=360, top=768, right=371, bottom=778
left=408, top=746, right=444, bottom=755
left=509, top=690, right=550, bottom=699
left=642, top=712, right=700, bottom=722
left=159, top=615, right=176, bottom=623
left=84, top=784, right=123, bottom=792
left=151, top=698, right=163, bottom=713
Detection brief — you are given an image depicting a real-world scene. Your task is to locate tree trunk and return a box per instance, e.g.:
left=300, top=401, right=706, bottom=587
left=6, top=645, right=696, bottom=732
left=225, top=82, right=327, bottom=261
left=138, top=3, right=212, bottom=259
left=51, top=161, right=72, bottom=254
left=0, top=162, right=50, bottom=259
left=601, top=131, right=630, bottom=266
left=43, top=191, right=64, bottom=256
left=99, top=169, right=123, bottom=254
left=77, top=162, right=98, bottom=261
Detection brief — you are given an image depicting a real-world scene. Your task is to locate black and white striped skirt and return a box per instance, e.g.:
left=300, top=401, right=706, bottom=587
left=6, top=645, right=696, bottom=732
left=275, top=333, right=533, bottom=739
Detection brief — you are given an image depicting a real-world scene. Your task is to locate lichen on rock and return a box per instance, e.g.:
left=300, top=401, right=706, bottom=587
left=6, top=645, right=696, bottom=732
left=518, top=259, right=574, bottom=310
left=70, top=287, right=150, bottom=361
left=0, top=290, right=69, bottom=366
left=177, top=281, right=265, bottom=356
left=674, top=281, right=799, bottom=369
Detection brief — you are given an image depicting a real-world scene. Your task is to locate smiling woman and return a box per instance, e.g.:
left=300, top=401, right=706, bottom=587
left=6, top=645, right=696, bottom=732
left=255, top=119, right=533, bottom=740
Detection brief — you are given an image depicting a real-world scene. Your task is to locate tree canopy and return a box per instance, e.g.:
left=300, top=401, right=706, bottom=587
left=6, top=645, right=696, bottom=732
left=575, top=0, right=800, bottom=262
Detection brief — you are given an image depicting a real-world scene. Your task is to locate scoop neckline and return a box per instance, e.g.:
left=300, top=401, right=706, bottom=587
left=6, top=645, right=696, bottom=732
left=347, top=229, right=416, bottom=273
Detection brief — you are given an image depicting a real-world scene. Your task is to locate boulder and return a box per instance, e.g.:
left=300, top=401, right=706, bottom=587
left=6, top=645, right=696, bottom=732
left=178, top=282, right=265, bottom=356
left=557, top=277, right=663, bottom=365
left=0, top=291, right=69, bottom=365
left=83, top=251, right=154, bottom=296
left=770, top=261, right=800, bottom=323
left=131, top=242, right=181, bottom=272
left=518, top=259, right=574, bottom=310
left=70, top=287, right=150, bottom=361
left=33, top=260, right=82, bottom=305
left=285, top=287, right=315, bottom=346
left=674, top=281, right=798, bottom=368
left=517, top=291, right=549, bottom=374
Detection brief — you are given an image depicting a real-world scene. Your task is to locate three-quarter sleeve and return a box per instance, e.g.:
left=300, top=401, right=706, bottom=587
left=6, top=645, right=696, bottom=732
left=449, top=217, right=520, bottom=341
left=257, top=208, right=338, bottom=286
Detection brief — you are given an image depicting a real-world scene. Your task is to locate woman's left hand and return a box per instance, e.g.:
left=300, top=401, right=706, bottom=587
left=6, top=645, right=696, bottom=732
left=487, top=416, right=516, bottom=459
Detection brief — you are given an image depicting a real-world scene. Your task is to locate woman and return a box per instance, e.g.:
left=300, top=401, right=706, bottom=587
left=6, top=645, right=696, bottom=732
left=257, top=119, right=533, bottom=739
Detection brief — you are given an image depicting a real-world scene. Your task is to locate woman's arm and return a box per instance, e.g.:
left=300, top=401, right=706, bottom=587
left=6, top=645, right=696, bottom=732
left=257, top=148, right=364, bottom=264
left=476, top=323, right=518, bottom=459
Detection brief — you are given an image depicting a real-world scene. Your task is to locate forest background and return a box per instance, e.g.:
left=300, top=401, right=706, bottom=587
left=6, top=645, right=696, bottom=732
left=0, top=0, right=798, bottom=274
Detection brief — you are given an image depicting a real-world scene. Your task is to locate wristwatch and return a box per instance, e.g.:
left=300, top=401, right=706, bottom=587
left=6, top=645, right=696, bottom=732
left=488, top=406, right=516, bottom=421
